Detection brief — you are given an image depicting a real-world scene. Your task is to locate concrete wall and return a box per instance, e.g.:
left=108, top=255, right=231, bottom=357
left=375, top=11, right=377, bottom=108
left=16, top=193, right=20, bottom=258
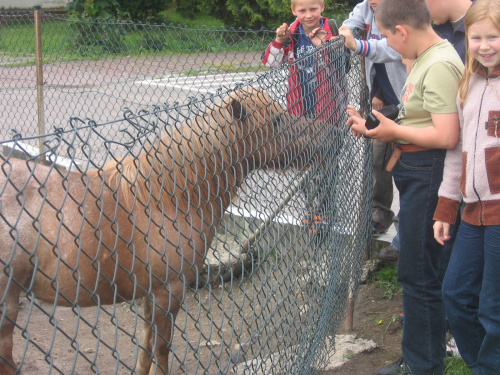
left=1, top=0, right=68, bottom=10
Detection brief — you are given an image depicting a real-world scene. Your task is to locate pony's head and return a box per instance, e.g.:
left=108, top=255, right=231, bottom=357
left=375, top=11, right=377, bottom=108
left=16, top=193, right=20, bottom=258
left=221, top=87, right=325, bottom=172
left=111, top=86, right=327, bottom=213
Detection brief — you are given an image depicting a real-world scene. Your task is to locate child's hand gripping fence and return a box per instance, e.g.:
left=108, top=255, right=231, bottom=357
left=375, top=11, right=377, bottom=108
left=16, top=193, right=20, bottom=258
left=0, top=13, right=372, bottom=375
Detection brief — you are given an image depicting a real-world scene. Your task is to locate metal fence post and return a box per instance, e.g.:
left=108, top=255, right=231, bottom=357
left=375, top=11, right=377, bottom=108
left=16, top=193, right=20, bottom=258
left=34, top=5, right=45, bottom=156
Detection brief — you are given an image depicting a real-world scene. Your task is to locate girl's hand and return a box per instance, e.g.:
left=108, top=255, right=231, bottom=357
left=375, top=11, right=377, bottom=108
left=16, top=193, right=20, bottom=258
left=434, top=221, right=451, bottom=245
left=275, top=23, right=290, bottom=43
left=309, top=27, right=328, bottom=46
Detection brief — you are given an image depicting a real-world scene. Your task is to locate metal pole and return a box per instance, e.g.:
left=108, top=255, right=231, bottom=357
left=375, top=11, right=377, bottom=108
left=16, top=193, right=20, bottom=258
left=241, top=168, right=312, bottom=252
left=34, top=5, right=45, bottom=157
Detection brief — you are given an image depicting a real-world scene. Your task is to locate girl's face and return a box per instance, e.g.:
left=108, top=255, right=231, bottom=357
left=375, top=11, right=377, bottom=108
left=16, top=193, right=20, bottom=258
left=291, top=0, right=325, bottom=31
left=468, top=17, right=500, bottom=73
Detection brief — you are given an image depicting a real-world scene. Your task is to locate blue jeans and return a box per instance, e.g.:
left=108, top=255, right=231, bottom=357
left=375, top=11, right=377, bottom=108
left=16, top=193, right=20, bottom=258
left=443, top=221, right=500, bottom=374
left=392, top=149, right=448, bottom=374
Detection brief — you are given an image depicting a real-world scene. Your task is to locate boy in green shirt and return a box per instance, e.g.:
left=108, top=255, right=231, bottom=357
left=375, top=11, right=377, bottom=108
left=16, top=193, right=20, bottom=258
left=346, top=0, right=464, bottom=373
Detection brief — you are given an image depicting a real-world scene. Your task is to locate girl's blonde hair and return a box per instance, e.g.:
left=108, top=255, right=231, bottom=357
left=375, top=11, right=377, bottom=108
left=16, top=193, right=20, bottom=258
left=458, top=0, right=500, bottom=104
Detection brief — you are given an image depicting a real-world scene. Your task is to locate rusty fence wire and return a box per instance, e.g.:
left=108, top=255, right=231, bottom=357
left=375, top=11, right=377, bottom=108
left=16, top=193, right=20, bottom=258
left=0, top=11, right=372, bottom=375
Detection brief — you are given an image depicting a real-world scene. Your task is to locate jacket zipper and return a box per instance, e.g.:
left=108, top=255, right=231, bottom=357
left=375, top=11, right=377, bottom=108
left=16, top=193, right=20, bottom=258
left=473, top=78, right=489, bottom=225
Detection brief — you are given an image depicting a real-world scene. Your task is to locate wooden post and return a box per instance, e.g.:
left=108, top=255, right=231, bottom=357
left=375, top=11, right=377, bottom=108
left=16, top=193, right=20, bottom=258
left=34, top=5, right=45, bottom=157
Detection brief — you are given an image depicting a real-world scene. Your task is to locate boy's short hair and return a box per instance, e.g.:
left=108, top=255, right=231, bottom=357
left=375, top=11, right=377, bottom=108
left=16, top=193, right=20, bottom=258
left=291, top=0, right=324, bottom=6
left=375, top=0, right=431, bottom=32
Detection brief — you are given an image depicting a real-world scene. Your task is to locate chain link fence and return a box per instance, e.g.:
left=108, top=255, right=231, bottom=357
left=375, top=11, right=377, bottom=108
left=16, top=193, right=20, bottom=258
left=0, top=10, right=372, bottom=375
left=0, top=10, right=274, bottom=144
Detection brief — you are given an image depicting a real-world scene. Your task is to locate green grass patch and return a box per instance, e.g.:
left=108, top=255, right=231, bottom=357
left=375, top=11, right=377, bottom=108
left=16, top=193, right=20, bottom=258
left=0, top=12, right=272, bottom=64
left=444, top=357, right=472, bottom=374
left=370, top=265, right=402, bottom=299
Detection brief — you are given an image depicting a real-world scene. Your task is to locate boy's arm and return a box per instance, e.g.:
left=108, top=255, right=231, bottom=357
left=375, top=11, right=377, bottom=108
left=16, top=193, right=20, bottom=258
left=347, top=61, right=461, bottom=148
left=338, top=28, right=402, bottom=63
left=262, top=24, right=292, bottom=68
left=262, top=41, right=287, bottom=68
left=374, top=112, right=460, bottom=149
left=347, top=111, right=460, bottom=149
left=342, top=2, right=369, bottom=30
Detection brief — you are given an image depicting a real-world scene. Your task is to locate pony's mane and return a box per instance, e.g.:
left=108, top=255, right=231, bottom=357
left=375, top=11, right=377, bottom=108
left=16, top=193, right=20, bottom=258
left=100, top=93, right=248, bottom=214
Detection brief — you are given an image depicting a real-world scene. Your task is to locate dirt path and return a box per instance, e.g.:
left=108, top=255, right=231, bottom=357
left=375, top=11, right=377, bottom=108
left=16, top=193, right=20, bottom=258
left=322, top=276, right=403, bottom=375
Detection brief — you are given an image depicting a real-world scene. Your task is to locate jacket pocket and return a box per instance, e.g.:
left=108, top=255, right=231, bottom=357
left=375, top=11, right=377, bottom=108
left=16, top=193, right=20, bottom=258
left=485, top=147, right=500, bottom=194
left=487, top=111, right=500, bottom=137
left=460, top=151, right=467, bottom=198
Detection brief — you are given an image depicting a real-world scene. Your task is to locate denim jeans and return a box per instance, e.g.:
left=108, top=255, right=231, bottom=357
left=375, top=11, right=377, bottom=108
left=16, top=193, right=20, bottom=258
left=391, top=215, right=400, bottom=251
left=443, top=221, right=500, bottom=374
left=392, top=149, right=448, bottom=374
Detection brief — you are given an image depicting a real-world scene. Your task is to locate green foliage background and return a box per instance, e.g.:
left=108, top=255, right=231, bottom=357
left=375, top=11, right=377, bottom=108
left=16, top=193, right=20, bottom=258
left=67, top=0, right=355, bottom=29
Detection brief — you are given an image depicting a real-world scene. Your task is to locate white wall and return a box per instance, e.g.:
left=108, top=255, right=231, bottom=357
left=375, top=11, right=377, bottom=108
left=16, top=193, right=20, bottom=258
left=1, top=0, right=69, bottom=9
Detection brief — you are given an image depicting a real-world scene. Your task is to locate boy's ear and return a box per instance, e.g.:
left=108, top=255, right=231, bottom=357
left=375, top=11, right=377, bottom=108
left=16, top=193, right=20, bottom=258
left=395, top=25, right=408, bottom=41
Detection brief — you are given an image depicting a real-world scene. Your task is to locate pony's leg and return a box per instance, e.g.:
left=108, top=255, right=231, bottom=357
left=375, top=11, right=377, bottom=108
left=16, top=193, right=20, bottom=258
left=136, top=288, right=182, bottom=375
left=137, top=297, right=153, bottom=375
left=149, top=290, right=180, bottom=375
left=0, top=283, right=22, bottom=375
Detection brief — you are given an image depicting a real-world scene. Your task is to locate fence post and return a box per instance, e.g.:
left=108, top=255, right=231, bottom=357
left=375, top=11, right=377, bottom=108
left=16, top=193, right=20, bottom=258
left=34, top=5, right=45, bottom=157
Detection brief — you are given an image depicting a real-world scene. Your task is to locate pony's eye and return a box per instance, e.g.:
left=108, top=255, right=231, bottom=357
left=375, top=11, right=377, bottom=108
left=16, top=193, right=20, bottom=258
left=272, top=116, right=284, bottom=129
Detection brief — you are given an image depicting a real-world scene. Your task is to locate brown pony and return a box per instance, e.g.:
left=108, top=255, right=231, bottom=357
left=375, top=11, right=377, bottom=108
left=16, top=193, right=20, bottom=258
left=0, top=87, right=323, bottom=374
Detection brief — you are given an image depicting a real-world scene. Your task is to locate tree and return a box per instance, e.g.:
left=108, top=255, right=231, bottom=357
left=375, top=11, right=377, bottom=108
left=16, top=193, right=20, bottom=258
left=67, top=0, right=171, bottom=23
left=174, top=0, right=355, bottom=30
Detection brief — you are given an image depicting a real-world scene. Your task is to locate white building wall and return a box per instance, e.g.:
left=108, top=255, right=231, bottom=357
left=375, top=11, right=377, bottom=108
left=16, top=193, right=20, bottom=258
left=1, top=0, right=68, bottom=9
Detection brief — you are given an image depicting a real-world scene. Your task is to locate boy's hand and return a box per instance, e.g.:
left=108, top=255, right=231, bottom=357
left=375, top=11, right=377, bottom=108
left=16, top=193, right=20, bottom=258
left=309, top=27, right=328, bottom=46
left=345, top=112, right=367, bottom=138
left=346, top=104, right=361, bottom=118
left=433, top=221, right=451, bottom=245
left=371, top=97, right=385, bottom=110
left=338, top=26, right=356, bottom=50
left=275, top=23, right=291, bottom=43
left=346, top=109, right=399, bottom=141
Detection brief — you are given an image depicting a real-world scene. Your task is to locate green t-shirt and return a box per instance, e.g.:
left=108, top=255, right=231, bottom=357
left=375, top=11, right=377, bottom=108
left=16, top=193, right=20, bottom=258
left=398, top=40, right=464, bottom=144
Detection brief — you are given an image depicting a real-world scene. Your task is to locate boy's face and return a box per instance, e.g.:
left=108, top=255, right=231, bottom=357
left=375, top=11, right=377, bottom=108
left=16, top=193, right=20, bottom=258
left=424, top=0, right=447, bottom=25
left=379, top=24, right=410, bottom=58
left=291, top=0, right=325, bottom=31
left=369, top=0, right=383, bottom=11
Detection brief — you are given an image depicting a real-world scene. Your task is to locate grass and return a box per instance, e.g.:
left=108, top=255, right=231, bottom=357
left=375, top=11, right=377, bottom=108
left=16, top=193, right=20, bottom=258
left=370, top=264, right=472, bottom=374
left=445, top=357, right=472, bottom=374
left=0, top=6, right=353, bottom=64
left=0, top=12, right=272, bottom=63
left=370, top=264, right=402, bottom=300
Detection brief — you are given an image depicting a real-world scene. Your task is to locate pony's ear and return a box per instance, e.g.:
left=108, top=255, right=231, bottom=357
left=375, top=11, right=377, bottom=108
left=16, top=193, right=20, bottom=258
left=226, top=95, right=247, bottom=121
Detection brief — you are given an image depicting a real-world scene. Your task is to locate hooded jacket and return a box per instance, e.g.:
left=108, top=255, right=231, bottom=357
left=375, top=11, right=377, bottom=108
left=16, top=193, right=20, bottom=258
left=434, top=66, right=500, bottom=226
left=342, top=0, right=407, bottom=99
